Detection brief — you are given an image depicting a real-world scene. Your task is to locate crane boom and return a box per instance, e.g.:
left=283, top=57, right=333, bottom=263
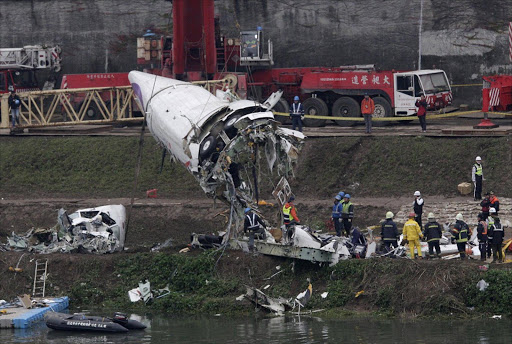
left=0, top=45, right=62, bottom=72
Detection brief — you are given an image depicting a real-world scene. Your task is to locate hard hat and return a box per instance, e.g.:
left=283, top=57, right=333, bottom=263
left=289, top=196, right=295, bottom=202
left=428, top=212, right=435, bottom=219
left=338, top=191, right=345, bottom=197
left=294, top=96, right=300, bottom=101
left=414, top=191, right=421, bottom=196
left=344, top=194, right=351, bottom=199
left=14, top=99, right=20, bottom=105
left=455, top=213, right=464, bottom=221
left=476, top=156, right=482, bottom=161
left=408, top=212, right=415, bottom=218
left=489, top=191, right=494, bottom=195
left=489, top=207, right=496, bottom=214
left=244, top=207, right=251, bottom=214
left=386, top=211, right=394, bottom=219
left=335, top=195, right=342, bottom=201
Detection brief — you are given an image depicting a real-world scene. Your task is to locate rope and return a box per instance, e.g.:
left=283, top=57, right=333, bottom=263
left=271, top=110, right=482, bottom=121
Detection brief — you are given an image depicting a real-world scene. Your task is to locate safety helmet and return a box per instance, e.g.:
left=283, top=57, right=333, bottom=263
left=289, top=196, right=295, bottom=202
left=294, top=96, right=300, bottom=101
left=476, top=156, right=482, bottom=161
left=489, top=191, right=494, bottom=195
left=408, top=212, right=415, bottom=218
left=335, top=195, right=342, bottom=201
left=414, top=191, right=421, bottom=196
left=386, top=211, right=394, bottom=219
left=428, top=212, right=435, bottom=219
left=344, top=194, right=351, bottom=199
left=338, top=191, right=345, bottom=197
left=489, top=207, right=496, bottom=214
left=455, top=213, right=464, bottom=221
left=244, top=207, right=251, bottom=214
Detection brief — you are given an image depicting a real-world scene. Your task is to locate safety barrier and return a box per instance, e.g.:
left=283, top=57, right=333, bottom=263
left=0, top=78, right=233, bottom=129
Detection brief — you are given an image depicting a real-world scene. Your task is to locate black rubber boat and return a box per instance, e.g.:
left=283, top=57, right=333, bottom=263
left=45, top=312, right=146, bottom=333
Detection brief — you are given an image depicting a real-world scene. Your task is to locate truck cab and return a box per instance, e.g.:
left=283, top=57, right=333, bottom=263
left=394, top=70, right=451, bottom=116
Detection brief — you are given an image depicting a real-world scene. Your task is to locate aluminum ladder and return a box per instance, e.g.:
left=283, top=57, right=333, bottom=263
left=32, top=259, right=48, bottom=298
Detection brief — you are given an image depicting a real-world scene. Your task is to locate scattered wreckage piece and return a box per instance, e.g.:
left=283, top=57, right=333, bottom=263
left=128, top=280, right=171, bottom=304
left=3, top=205, right=126, bottom=254
left=243, top=286, right=293, bottom=315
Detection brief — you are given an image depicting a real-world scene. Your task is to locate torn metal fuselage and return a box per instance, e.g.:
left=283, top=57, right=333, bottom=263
left=129, top=71, right=304, bottom=238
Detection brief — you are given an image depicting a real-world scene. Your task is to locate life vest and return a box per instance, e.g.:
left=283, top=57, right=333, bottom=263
left=474, top=163, right=483, bottom=176
left=479, top=220, right=487, bottom=235
left=342, top=201, right=353, bottom=214
left=246, top=213, right=260, bottom=231
left=282, top=204, right=292, bottom=224
left=291, top=102, right=303, bottom=115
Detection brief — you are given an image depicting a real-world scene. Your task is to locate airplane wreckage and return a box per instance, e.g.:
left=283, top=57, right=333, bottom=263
left=128, top=71, right=490, bottom=264
left=2, top=205, right=126, bottom=254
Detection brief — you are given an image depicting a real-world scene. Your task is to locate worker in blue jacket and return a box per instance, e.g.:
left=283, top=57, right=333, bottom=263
left=331, top=194, right=343, bottom=236
left=289, top=95, right=304, bottom=132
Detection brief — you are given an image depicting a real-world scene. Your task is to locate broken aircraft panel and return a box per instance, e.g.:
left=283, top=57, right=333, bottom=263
left=129, top=71, right=304, bottom=238
left=3, top=205, right=126, bottom=254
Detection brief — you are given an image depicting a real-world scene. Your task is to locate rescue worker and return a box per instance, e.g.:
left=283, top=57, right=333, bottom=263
left=351, top=226, right=367, bottom=258
left=489, top=214, right=504, bottom=263
left=8, top=89, right=21, bottom=129
left=402, top=212, right=424, bottom=259
left=489, top=191, right=500, bottom=215
left=282, top=196, right=300, bottom=228
left=476, top=213, right=488, bottom=262
left=423, top=213, right=442, bottom=259
left=486, top=207, right=496, bottom=259
left=361, top=93, right=375, bottom=134
left=415, top=94, right=428, bottom=132
left=289, top=96, right=304, bottom=132
left=341, top=194, right=354, bottom=237
left=331, top=195, right=343, bottom=236
left=413, top=191, right=424, bottom=229
left=480, top=193, right=491, bottom=220
left=381, top=211, right=399, bottom=254
left=243, top=208, right=266, bottom=251
left=472, top=156, right=483, bottom=200
left=451, top=213, right=471, bottom=260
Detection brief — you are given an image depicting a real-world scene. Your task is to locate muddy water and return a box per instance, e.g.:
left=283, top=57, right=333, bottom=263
left=2, top=314, right=510, bottom=343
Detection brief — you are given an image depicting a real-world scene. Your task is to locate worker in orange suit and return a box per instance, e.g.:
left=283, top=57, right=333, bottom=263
left=361, top=93, right=375, bottom=134
left=282, top=196, right=300, bottom=228
left=402, top=212, right=424, bottom=259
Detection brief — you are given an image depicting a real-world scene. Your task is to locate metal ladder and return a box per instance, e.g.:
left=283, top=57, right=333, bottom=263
left=32, top=259, right=48, bottom=298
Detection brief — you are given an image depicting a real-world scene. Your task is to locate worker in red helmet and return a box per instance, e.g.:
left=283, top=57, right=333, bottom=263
left=415, top=94, right=428, bottom=132
left=402, top=212, right=423, bottom=259
left=361, top=93, right=375, bottom=134
left=289, top=96, right=304, bottom=132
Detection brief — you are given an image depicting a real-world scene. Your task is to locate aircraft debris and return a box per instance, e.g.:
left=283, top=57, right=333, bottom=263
left=243, top=286, right=293, bottom=315
left=490, top=315, right=502, bottom=320
left=477, top=279, right=489, bottom=292
left=321, top=292, right=328, bottom=299
left=2, top=205, right=126, bottom=254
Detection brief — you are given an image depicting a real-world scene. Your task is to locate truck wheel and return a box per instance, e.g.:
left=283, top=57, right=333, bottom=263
left=372, top=97, right=393, bottom=127
left=272, top=98, right=290, bottom=124
left=78, top=101, right=101, bottom=120
left=199, top=136, right=217, bottom=160
left=302, top=98, right=329, bottom=127
left=333, top=97, right=360, bottom=126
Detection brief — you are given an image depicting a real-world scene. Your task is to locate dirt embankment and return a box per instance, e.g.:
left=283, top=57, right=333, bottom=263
left=1, top=136, right=512, bottom=316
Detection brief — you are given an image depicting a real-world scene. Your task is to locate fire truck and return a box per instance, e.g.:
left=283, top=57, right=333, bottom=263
left=139, top=0, right=452, bottom=127
left=0, top=45, right=62, bottom=94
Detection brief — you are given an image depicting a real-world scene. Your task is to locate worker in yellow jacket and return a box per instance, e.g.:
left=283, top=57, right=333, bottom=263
left=402, top=212, right=424, bottom=259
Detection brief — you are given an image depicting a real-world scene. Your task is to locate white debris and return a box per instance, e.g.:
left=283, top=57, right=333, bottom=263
left=321, top=292, right=328, bottom=299
left=477, top=279, right=489, bottom=292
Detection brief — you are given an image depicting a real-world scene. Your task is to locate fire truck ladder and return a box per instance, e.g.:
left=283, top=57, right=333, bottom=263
left=32, top=259, right=48, bottom=298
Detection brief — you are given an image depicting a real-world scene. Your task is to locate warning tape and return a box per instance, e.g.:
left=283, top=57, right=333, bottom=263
left=272, top=110, right=482, bottom=122
left=488, top=111, right=512, bottom=117
left=450, top=84, right=482, bottom=87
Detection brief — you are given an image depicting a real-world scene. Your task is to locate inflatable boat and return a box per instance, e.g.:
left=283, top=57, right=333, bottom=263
left=45, top=312, right=146, bottom=333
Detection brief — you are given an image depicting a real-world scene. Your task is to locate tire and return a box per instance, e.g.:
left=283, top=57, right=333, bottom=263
left=78, top=101, right=101, bottom=120
left=199, top=136, right=217, bottom=159
left=332, top=97, right=360, bottom=126
left=272, top=98, right=290, bottom=125
left=372, top=97, right=393, bottom=127
left=302, top=97, right=329, bottom=127
left=224, top=114, right=241, bottom=139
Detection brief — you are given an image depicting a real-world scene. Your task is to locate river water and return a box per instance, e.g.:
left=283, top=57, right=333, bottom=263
left=1, top=313, right=510, bottom=344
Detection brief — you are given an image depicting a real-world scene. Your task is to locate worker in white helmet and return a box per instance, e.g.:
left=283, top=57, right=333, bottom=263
left=381, top=211, right=399, bottom=255
left=412, top=191, right=424, bottom=229
left=472, top=156, right=484, bottom=200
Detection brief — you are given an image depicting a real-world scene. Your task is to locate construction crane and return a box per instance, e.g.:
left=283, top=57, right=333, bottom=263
left=0, top=45, right=62, bottom=93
